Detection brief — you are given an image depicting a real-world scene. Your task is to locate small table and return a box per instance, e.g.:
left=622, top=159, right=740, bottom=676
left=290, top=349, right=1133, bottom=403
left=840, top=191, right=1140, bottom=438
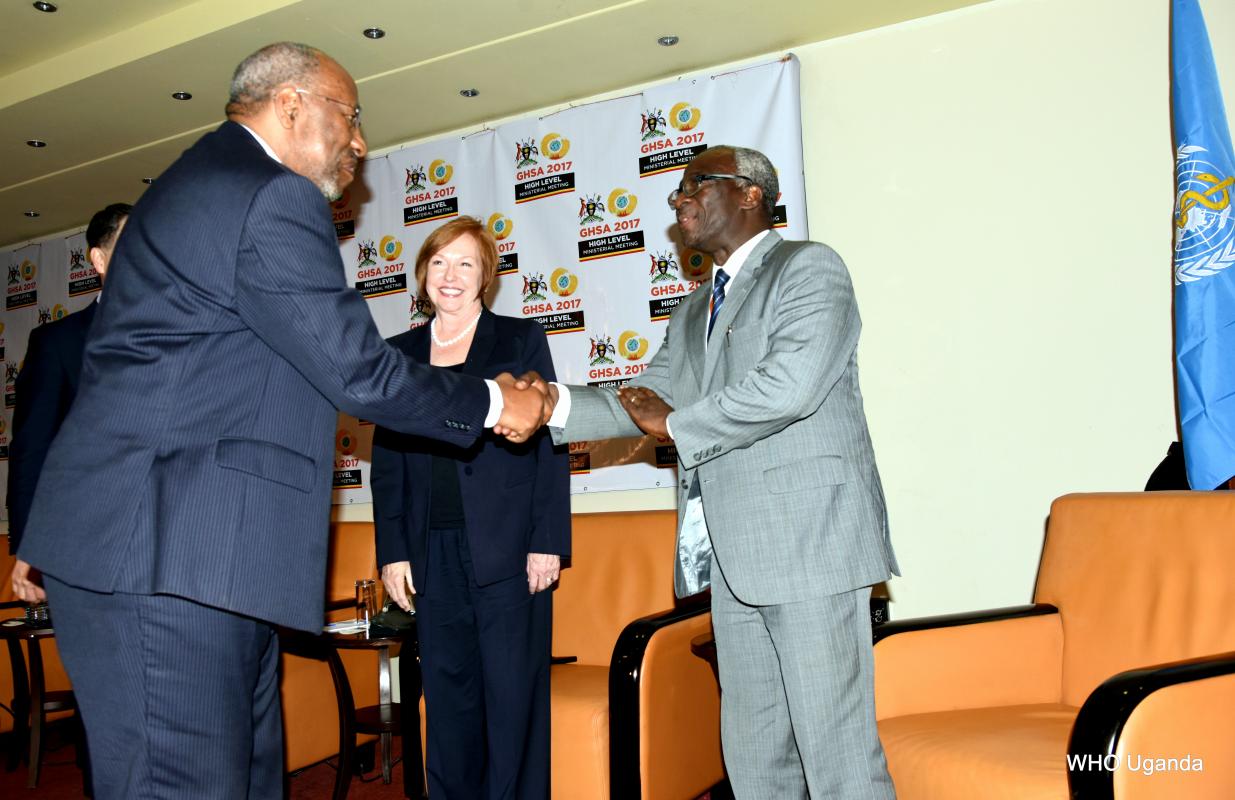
left=285, top=623, right=425, bottom=800
left=0, top=617, right=85, bottom=789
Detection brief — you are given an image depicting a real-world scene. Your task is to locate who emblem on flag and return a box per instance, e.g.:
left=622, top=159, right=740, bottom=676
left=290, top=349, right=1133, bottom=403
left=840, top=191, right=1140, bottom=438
left=1172, top=0, right=1235, bottom=490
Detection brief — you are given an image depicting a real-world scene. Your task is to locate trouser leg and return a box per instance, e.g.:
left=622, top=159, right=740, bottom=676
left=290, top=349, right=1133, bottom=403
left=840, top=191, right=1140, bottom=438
left=415, top=528, right=485, bottom=800
left=710, top=563, right=808, bottom=800
left=44, top=575, right=281, bottom=800
left=767, top=587, right=895, bottom=799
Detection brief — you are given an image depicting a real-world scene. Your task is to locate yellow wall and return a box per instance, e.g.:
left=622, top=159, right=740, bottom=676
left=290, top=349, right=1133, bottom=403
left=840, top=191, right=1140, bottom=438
left=344, top=0, right=1235, bottom=618
left=798, top=0, right=1232, bottom=616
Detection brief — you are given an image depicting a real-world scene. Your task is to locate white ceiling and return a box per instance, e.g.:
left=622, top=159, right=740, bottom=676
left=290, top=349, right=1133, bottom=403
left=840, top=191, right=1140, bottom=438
left=0, top=0, right=987, bottom=247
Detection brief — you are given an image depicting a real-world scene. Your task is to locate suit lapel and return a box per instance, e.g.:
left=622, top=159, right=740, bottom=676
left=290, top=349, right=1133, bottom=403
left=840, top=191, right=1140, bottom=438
left=403, top=321, right=431, bottom=363
left=462, top=309, right=497, bottom=377
left=701, top=231, right=782, bottom=387
left=681, top=288, right=708, bottom=386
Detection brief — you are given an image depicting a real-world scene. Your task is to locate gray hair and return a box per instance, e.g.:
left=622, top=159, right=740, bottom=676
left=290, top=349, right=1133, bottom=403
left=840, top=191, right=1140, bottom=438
left=227, top=42, right=323, bottom=115
left=718, top=145, right=779, bottom=219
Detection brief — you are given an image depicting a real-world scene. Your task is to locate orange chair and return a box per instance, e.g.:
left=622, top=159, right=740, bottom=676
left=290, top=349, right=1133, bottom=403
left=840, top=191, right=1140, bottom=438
left=874, top=492, right=1235, bottom=799
left=280, top=521, right=380, bottom=782
left=549, top=510, right=722, bottom=800
left=0, top=542, right=82, bottom=787
left=0, top=544, right=14, bottom=606
left=2, top=543, right=16, bottom=744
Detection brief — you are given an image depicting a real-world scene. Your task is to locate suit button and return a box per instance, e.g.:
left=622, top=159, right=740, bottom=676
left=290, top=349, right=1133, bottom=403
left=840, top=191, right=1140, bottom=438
left=680, top=480, right=687, bottom=489
left=464, top=466, right=473, bottom=476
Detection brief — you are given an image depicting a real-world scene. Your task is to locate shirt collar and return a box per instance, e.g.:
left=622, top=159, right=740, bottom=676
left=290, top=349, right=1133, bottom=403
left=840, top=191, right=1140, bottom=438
left=239, top=123, right=282, bottom=164
left=712, top=229, right=771, bottom=284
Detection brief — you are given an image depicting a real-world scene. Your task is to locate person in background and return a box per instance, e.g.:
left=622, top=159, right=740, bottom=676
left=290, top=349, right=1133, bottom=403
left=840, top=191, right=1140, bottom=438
left=7, top=202, right=131, bottom=605
left=372, top=216, right=570, bottom=800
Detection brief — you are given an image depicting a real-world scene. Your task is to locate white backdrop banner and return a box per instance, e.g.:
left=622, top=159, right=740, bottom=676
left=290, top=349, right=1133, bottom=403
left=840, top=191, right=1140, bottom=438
left=0, top=56, right=805, bottom=514
left=327, top=55, right=806, bottom=504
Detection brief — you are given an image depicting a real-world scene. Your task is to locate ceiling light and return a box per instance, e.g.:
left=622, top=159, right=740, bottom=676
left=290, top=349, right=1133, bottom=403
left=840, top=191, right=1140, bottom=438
left=171, top=91, right=192, bottom=101
left=24, top=210, right=40, bottom=218
left=33, top=2, right=57, bottom=12
left=363, top=27, right=385, bottom=39
left=26, top=139, right=47, bottom=148
left=657, top=35, right=680, bottom=47
left=142, top=178, right=155, bottom=185
left=459, top=88, right=479, bottom=98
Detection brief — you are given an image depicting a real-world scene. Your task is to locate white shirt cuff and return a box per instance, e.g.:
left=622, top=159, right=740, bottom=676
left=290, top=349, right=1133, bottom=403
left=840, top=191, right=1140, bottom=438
left=483, top=379, right=503, bottom=428
left=547, top=383, right=572, bottom=428
left=665, top=412, right=675, bottom=440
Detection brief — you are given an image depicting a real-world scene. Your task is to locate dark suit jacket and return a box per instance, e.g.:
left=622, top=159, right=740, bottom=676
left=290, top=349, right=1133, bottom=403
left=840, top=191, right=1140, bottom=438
left=17, top=121, right=490, bottom=632
left=6, top=303, right=95, bottom=554
left=371, top=310, right=570, bottom=593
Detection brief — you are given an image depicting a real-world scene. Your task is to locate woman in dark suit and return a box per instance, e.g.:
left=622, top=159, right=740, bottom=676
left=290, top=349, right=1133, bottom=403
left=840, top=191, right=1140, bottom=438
left=371, top=216, right=570, bottom=800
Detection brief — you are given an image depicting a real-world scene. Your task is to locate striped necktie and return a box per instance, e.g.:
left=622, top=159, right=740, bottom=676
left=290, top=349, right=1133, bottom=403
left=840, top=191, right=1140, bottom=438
left=707, top=268, right=730, bottom=341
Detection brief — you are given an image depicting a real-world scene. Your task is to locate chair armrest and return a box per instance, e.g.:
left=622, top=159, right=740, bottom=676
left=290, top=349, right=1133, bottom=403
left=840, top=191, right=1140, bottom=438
left=609, top=598, right=722, bottom=800
left=874, top=604, right=1063, bottom=719
left=1068, top=651, right=1235, bottom=800
left=872, top=603, right=1057, bottom=643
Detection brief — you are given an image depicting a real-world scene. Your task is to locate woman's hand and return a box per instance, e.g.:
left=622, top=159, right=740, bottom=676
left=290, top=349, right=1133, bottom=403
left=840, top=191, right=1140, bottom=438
left=526, top=553, right=561, bottom=594
left=380, top=561, right=416, bottom=611
left=10, top=559, right=46, bottom=604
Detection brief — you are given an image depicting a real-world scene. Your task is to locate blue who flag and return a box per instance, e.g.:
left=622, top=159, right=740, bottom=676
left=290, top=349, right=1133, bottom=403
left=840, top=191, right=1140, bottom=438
left=1173, top=0, right=1235, bottom=490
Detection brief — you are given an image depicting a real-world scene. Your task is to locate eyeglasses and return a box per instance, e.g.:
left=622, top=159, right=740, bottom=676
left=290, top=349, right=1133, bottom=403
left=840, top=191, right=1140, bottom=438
left=294, top=88, right=362, bottom=129
left=667, top=173, right=752, bottom=207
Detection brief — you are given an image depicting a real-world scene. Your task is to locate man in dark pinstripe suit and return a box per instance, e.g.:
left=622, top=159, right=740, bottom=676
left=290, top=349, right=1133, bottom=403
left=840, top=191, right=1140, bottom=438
left=11, top=43, right=550, bottom=799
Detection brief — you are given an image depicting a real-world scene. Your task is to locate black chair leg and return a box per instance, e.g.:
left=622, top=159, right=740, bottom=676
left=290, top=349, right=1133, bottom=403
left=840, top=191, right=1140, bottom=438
left=25, top=641, right=46, bottom=790
left=5, top=639, right=30, bottom=773
left=353, top=740, right=375, bottom=775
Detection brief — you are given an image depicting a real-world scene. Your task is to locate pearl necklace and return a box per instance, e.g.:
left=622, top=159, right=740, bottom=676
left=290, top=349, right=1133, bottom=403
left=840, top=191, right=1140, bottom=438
left=431, top=309, right=482, bottom=347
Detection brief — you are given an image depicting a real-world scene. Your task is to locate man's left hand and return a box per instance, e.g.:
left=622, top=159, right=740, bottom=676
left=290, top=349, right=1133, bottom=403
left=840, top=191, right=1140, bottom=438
left=617, top=386, right=674, bottom=438
left=10, top=558, right=46, bottom=604
left=526, top=553, right=561, bottom=594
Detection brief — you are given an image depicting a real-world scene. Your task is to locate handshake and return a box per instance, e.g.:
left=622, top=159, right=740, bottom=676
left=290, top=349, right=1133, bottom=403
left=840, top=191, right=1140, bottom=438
left=491, top=371, right=673, bottom=442
left=492, top=371, right=558, bottom=442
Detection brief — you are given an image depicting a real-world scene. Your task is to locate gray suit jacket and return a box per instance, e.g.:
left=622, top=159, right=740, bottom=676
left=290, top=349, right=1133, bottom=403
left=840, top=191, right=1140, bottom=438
left=554, top=231, right=898, bottom=604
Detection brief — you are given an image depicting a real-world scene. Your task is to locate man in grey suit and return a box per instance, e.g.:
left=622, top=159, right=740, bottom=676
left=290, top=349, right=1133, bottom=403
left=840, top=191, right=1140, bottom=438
left=536, top=145, right=898, bottom=798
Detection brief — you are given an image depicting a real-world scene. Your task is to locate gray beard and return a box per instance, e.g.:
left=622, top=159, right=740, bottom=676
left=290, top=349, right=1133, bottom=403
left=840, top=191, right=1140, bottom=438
left=315, top=176, right=342, bottom=202
left=305, top=159, right=343, bottom=201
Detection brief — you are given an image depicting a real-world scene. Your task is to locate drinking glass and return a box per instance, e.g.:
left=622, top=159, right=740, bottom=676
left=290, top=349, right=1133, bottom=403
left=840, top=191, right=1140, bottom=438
left=355, top=579, right=378, bottom=625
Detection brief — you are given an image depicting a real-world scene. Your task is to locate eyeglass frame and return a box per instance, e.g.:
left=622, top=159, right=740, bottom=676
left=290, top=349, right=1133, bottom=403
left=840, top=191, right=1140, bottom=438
left=667, top=173, right=753, bottom=207
left=293, top=87, right=363, bottom=129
